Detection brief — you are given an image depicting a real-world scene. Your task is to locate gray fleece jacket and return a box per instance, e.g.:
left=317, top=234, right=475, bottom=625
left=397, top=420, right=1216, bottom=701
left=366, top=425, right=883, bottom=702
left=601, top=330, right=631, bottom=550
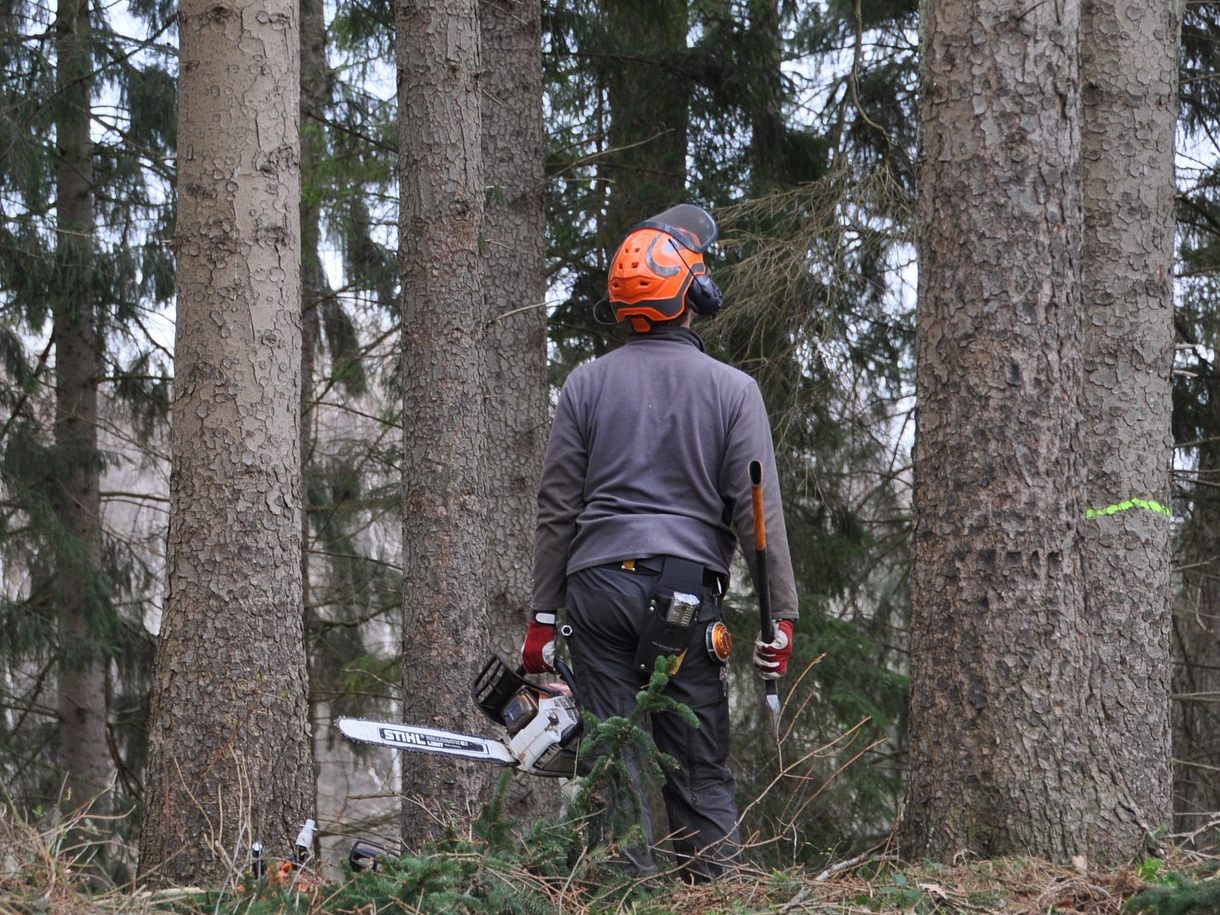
left=532, top=328, right=799, bottom=619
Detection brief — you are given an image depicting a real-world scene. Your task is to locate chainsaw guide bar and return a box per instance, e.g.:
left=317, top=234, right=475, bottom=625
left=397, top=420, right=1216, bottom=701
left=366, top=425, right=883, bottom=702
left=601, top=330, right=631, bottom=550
left=335, top=717, right=516, bottom=766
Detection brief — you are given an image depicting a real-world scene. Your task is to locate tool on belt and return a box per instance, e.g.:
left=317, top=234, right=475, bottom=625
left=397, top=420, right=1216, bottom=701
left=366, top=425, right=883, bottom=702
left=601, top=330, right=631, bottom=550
left=629, top=556, right=732, bottom=680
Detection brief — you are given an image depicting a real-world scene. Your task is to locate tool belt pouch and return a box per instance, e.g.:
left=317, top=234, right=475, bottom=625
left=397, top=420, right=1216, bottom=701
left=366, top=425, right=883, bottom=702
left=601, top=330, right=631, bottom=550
left=634, top=591, right=701, bottom=679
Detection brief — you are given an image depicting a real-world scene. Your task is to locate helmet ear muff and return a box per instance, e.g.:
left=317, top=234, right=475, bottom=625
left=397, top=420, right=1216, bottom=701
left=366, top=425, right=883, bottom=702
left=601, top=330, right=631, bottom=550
left=686, top=273, right=723, bottom=317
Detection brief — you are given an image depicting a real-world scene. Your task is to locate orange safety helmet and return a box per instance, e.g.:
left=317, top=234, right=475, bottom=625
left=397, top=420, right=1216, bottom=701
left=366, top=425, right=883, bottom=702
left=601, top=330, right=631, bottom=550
left=608, top=204, right=723, bottom=333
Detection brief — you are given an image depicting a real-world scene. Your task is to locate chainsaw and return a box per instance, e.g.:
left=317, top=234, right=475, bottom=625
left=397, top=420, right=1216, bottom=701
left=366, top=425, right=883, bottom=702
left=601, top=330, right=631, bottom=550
left=336, top=654, right=583, bottom=778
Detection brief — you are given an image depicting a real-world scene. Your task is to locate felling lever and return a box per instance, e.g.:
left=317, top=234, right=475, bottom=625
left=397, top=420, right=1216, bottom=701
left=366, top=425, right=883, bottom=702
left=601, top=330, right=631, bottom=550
left=749, top=460, right=782, bottom=741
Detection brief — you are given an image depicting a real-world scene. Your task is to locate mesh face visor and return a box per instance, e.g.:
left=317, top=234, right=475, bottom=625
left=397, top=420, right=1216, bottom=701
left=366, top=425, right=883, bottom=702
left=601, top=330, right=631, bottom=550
left=634, top=204, right=718, bottom=254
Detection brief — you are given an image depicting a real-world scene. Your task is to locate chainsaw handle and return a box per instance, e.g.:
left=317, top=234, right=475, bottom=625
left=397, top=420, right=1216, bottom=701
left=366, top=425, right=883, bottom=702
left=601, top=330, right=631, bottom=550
left=554, top=656, right=578, bottom=698
left=516, top=655, right=579, bottom=701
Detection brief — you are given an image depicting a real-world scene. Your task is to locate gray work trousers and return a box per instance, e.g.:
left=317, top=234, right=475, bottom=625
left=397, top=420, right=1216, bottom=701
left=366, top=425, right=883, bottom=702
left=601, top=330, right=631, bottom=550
left=564, top=561, right=742, bottom=882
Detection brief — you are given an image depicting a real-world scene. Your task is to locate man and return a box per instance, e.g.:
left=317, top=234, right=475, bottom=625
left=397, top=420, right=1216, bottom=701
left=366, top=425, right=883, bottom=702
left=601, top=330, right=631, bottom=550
left=522, top=204, right=800, bottom=882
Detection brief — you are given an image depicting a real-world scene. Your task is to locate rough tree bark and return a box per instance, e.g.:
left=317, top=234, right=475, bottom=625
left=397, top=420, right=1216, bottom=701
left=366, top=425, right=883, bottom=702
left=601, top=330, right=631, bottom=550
left=479, top=0, right=555, bottom=820
left=480, top=0, right=547, bottom=657
left=899, top=0, right=1096, bottom=860
left=1079, top=0, right=1180, bottom=858
left=139, top=0, right=313, bottom=884
left=396, top=0, right=492, bottom=849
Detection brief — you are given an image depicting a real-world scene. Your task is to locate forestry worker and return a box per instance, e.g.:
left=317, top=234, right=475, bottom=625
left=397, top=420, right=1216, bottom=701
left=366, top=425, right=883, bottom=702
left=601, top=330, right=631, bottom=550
left=521, top=204, right=801, bottom=883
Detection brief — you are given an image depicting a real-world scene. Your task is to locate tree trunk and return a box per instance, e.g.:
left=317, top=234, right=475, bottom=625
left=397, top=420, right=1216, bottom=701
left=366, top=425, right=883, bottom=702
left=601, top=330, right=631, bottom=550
left=748, top=0, right=785, bottom=192
left=900, top=0, right=1095, bottom=861
left=396, top=0, right=492, bottom=850
left=479, top=0, right=547, bottom=658
left=479, top=0, right=555, bottom=820
left=139, top=0, right=313, bottom=884
left=1079, top=0, right=1180, bottom=858
left=600, top=0, right=688, bottom=248
left=53, top=0, right=112, bottom=818
left=299, top=0, right=327, bottom=646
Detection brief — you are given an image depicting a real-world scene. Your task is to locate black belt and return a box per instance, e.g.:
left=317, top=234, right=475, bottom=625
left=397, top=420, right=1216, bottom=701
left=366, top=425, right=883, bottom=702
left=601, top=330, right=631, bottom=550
left=609, top=556, right=725, bottom=594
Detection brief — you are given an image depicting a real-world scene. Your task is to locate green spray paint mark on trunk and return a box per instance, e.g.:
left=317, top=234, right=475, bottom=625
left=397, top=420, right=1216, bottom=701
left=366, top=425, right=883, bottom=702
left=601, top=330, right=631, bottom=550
left=1085, top=498, right=1172, bottom=520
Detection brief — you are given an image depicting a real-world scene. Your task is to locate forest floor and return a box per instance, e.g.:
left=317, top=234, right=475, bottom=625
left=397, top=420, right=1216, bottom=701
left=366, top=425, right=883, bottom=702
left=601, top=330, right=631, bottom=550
left=3, top=822, right=1219, bottom=915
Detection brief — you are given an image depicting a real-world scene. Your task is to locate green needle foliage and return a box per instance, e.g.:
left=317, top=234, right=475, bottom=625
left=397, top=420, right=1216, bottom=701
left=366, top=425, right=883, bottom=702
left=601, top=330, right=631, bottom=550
left=321, top=849, right=559, bottom=915
left=0, top=0, right=173, bottom=827
left=1128, top=875, right=1220, bottom=915
left=559, top=657, right=696, bottom=875
left=571, top=657, right=696, bottom=811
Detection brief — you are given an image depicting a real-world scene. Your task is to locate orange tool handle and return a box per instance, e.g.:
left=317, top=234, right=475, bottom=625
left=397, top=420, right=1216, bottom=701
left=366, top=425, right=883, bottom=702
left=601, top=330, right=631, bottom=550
left=748, top=461, right=776, bottom=647
left=750, top=461, right=767, bottom=552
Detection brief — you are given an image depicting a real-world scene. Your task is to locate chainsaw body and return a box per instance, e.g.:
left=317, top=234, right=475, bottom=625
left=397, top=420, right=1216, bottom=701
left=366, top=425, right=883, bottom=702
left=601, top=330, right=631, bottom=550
left=472, top=654, right=582, bottom=777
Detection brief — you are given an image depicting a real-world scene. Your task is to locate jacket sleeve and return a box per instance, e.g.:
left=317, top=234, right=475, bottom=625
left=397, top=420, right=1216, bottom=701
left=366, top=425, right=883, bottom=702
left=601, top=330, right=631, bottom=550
left=721, top=380, right=800, bottom=620
left=531, top=382, right=587, bottom=612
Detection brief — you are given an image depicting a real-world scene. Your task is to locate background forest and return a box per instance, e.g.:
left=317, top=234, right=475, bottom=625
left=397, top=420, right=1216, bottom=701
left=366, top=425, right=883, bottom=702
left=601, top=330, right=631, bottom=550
left=0, top=0, right=1218, bottom=893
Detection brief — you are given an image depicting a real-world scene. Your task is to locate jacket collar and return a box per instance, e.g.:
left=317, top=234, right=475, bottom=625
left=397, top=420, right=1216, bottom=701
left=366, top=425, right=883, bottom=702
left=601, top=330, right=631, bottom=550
left=625, top=326, right=706, bottom=353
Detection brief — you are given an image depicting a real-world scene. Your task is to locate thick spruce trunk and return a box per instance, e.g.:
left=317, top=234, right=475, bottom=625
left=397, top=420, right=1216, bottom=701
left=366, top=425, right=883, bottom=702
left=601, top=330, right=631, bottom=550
left=396, top=0, right=492, bottom=849
left=1079, top=0, right=1180, bottom=858
left=479, top=0, right=555, bottom=819
left=900, top=0, right=1095, bottom=860
left=139, top=0, right=313, bottom=884
left=479, top=0, right=547, bottom=658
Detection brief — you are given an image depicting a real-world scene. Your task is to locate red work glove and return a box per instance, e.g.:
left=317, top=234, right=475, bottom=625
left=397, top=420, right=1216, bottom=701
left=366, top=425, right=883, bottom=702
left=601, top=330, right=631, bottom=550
left=753, top=619, right=794, bottom=679
left=521, top=611, right=557, bottom=673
